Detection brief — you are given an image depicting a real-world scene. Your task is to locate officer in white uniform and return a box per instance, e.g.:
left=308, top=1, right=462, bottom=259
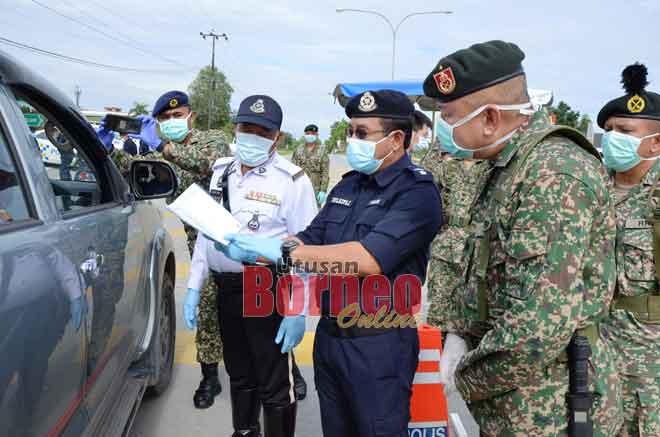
left=184, top=95, right=317, bottom=437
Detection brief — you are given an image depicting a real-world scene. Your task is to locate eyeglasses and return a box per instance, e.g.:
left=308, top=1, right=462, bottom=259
left=347, top=127, right=385, bottom=140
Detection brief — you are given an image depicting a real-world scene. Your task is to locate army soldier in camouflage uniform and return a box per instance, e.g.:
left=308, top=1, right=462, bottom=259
left=420, top=148, right=490, bottom=332
left=291, top=124, right=329, bottom=205
left=598, top=63, right=660, bottom=437
left=423, top=41, right=622, bottom=436
left=98, top=91, right=230, bottom=409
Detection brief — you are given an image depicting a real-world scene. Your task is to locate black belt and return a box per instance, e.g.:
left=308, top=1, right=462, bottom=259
left=212, top=271, right=243, bottom=293
left=318, top=316, right=394, bottom=338
left=212, top=265, right=279, bottom=294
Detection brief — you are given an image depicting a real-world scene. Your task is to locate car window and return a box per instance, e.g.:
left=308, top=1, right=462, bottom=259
left=0, top=128, right=31, bottom=225
left=19, top=100, right=104, bottom=214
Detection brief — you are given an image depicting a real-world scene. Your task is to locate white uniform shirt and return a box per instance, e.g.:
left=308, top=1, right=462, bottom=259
left=187, top=153, right=318, bottom=290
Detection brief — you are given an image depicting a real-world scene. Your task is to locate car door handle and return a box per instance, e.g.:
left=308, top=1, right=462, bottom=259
left=80, top=253, right=104, bottom=274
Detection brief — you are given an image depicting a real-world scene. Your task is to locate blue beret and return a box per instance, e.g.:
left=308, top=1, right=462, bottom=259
left=152, top=91, right=189, bottom=117
left=345, top=90, right=414, bottom=120
left=233, top=95, right=282, bottom=130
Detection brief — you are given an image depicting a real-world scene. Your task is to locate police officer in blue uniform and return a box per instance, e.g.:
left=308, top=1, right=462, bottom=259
left=224, top=90, right=443, bottom=436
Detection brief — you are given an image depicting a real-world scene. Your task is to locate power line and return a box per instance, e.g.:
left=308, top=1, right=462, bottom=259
left=0, top=36, right=185, bottom=75
left=29, top=0, right=190, bottom=69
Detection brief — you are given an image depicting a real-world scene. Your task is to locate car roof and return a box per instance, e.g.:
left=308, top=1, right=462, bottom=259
left=0, top=49, right=77, bottom=111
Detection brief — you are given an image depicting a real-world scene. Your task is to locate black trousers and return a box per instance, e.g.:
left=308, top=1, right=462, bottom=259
left=214, top=272, right=296, bottom=409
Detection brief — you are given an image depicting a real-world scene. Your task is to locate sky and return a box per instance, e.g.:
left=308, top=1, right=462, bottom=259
left=1, top=0, right=659, bottom=140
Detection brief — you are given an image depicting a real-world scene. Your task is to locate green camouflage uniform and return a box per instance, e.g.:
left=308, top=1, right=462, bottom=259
left=602, top=160, right=660, bottom=437
left=420, top=151, right=491, bottom=332
left=453, top=110, right=622, bottom=436
left=112, top=128, right=230, bottom=364
left=291, top=143, right=329, bottom=202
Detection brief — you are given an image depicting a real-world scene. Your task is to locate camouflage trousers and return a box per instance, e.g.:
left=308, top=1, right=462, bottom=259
left=617, top=374, right=660, bottom=437
left=465, top=338, right=622, bottom=437
left=186, top=225, right=223, bottom=364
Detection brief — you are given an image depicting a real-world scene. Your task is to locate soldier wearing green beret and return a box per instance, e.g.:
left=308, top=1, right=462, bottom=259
left=598, top=63, right=660, bottom=437
left=423, top=40, right=621, bottom=436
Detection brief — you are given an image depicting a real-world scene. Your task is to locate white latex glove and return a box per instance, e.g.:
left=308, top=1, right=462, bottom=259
left=439, top=333, right=468, bottom=395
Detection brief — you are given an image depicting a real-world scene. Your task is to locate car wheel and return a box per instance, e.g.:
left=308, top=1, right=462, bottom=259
left=146, top=272, right=175, bottom=396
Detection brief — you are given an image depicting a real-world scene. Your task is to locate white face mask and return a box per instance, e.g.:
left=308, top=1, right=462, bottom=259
left=436, top=102, right=534, bottom=156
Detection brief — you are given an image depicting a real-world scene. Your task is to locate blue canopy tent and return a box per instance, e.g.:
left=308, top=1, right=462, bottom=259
left=333, top=80, right=440, bottom=111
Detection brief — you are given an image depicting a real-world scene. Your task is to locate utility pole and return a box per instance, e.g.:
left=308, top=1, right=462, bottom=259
left=200, top=30, right=228, bottom=130
left=74, top=85, right=82, bottom=108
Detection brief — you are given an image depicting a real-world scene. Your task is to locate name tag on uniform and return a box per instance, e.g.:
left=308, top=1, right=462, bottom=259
left=330, top=197, right=352, bottom=207
left=245, top=190, right=280, bottom=205
left=368, top=199, right=382, bottom=206
left=625, top=218, right=652, bottom=229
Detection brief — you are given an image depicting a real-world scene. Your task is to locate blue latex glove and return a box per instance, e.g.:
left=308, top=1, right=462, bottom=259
left=275, top=315, right=305, bottom=353
left=70, top=296, right=84, bottom=331
left=225, top=234, right=283, bottom=263
left=95, top=116, right=115, bottom=152
left=214, top=240, right=258, bottom=264
left=183, top=288, right=200, bottom=330
left=129, top=115, right=162, bottom=151
left=317, top=191, right=327, bottom=204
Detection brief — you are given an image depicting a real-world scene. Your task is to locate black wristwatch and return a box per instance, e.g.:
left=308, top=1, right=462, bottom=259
left=277, top=239, right=300, bottom=274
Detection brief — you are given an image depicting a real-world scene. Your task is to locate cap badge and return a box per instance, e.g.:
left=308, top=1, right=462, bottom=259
left=250, top=99, right=265, bottom=114
left=627, top=94, right=646, bottom=113
left=358, top=92, right=377, bottom=112
left=169, top=98, right=178, bottom=108
left=433, top=66, right=456, bottom=95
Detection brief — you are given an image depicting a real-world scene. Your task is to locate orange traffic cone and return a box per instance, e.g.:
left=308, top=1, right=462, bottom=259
left=408, top=324, right=450, bottom=437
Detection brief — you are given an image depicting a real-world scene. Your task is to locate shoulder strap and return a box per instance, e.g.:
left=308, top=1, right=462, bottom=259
left=220, top=160, right=235, bottom=212
left=647, top=171, right=660, bottom=284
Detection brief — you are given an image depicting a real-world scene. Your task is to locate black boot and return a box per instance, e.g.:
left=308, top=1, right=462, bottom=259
left=230, top=387, right=262, bottom=437
left=263, top=403, right=297, bottom=437
left=292, top=363, right=307, bottom=401
left=193, top=363, right=222, bottom=409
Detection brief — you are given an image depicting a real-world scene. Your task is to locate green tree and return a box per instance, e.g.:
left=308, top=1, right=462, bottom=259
left=278, top=131, right=299, bottom=151
left=129, top=101, right=149, bottom=116
left=188, top=66, right=233, bottom=130
left=549, top=101, right=592, bottom=135
left=325, top=119, right=350, bottom=154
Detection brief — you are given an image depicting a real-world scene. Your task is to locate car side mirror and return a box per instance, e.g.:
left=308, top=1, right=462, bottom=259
left=129, top=160, right=178, bottom=200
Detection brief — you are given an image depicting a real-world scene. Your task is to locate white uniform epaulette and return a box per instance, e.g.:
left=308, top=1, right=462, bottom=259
left=273, top=154, right=304, bottom=180
left=212, top=156, right=235, bottom=170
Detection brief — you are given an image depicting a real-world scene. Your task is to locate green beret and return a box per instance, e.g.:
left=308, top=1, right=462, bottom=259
left=597, top=63, right=660, bottom=128
left=423, top=40, right=525, bottom=103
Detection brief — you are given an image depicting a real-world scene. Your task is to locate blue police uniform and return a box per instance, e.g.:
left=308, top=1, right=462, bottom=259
left=297, top=92, right=442, bottom=436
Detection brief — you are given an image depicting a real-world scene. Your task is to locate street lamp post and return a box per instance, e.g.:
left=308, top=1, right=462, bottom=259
left=336, top=8, right=452, bottom=80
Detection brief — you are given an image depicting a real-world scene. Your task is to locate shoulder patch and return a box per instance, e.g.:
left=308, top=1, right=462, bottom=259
left=212, top=156, right=234, bottom=170
left=273, top=154, right=302, bottom=176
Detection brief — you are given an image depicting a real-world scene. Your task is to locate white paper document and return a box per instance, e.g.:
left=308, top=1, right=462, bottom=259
left=167, top=184, right=241, bottom=245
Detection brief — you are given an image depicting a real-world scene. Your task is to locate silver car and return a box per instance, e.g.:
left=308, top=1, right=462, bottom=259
left=0, top=50, right=178, bottom=436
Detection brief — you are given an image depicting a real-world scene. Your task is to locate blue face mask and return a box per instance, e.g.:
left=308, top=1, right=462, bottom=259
left=435, top=102, right=533, bottom=158
left=601, top=130, right=660, bottom=172
left=346, top=134, right=394, bottom=175
left=414, top=136, right=430, bottom=150
left=159, top=114, right=191, bottom=142
left=235, top=132, right=274, bottom=167
left=304, top=134, right=317, bottom=143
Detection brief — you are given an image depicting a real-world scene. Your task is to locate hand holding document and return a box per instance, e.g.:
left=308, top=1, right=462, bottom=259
left=167, top=184, right=240, bottom=245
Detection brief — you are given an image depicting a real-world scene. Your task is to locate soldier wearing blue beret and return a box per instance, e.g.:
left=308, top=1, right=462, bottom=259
left=221, top=89, right=443, bottom=436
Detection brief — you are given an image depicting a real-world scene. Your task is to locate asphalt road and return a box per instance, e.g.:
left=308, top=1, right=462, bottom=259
left=130, top=154, right=479, bottom=437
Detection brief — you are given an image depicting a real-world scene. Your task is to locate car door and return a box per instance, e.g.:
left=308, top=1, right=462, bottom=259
left=0, top=86, right=87, bottom=437
left=8, top=89, right=148, bottom=432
